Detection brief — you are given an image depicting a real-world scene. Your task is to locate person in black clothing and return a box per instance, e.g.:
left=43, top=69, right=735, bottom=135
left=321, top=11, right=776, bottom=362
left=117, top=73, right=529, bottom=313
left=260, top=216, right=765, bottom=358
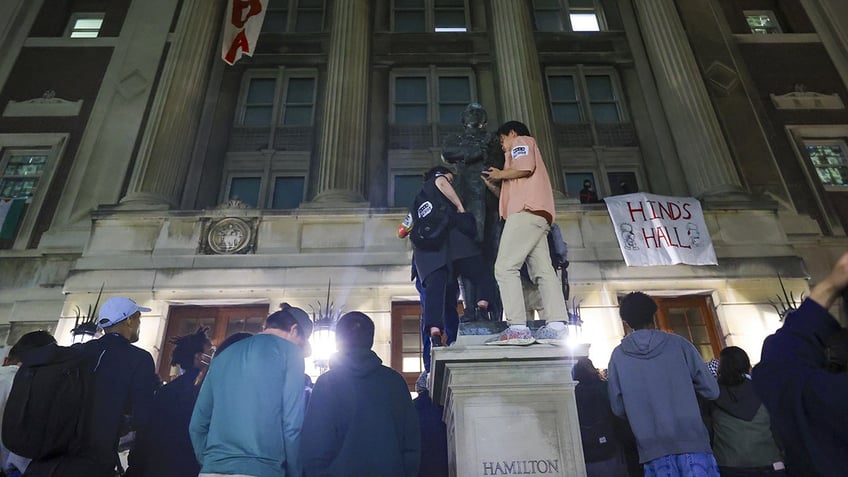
left=578, top=180, right=599, bottom=204
left=412, top=166, right=497, bottom=347
left=572, top=357, right=629, bottom=477
left=752, top=252, right=848, bottom=477
left=127, top=328, right=212, bottom=477
left=26, top=296, right=158, bottom=477
left=300, top=312, right=420, bottom=476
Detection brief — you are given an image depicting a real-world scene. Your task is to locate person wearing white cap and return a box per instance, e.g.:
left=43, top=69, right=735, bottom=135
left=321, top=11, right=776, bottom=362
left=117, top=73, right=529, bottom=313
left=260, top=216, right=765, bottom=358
left=25, top=296, right=158, bottom=477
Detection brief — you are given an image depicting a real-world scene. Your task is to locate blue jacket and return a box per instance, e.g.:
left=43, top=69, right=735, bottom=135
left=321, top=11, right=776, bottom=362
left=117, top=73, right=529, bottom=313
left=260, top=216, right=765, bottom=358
left=190, top=334, right=305, bottom=477
left=752, top=299, right=848, bottom=477
left=607, top=330, right=718, bottom=463
left=300, top=348, right=420, bottom=477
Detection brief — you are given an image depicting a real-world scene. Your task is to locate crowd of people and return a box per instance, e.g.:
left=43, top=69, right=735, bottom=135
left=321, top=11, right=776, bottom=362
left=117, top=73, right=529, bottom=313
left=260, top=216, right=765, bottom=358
left=0, top=300, right=421, bottom=477
left=571, top=253, right=848, bottom=477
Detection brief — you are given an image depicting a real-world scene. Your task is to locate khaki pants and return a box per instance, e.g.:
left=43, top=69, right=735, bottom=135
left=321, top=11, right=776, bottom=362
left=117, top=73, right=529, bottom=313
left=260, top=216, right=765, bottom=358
left=495, top=211, right=567, bottom=324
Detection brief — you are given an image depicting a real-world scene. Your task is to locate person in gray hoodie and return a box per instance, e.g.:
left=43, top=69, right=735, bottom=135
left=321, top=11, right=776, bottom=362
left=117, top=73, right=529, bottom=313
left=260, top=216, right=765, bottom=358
left=607, top=292, right=720, bottom=477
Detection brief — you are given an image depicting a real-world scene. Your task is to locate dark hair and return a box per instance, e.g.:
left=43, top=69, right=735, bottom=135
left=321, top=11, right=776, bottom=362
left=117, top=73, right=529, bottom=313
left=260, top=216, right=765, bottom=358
left=216, top=332, right=253, bottom=357
left=8, top=331, right=56, bottom=363
left=335, top=311, right=375, bottom=351
left=716, top=346, right=751, bottom=386
left=424, top=166, right=452, bottom=182
left=619, top=292, right=657, bottom=330
left=572, top=357, right=601, bottom=383
left=266, top=303, right=313, bottom=339
left=496, top=120, right=531, bottom=137
left=825, top=328, right=848, bottom=373
left=170, top=327, right=210, bottom=370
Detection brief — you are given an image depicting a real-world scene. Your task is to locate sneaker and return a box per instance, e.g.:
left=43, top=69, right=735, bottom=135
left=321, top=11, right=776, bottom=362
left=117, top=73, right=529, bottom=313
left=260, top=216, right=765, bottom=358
left=415, top=371, right=429, bottom=393
left=430, top=330, right=444, bottom=348
left=534, top=321, right=567, bottom=340
left=474, top=306, right=492, bottom=321
left=496, top=325, right=533, bottom=341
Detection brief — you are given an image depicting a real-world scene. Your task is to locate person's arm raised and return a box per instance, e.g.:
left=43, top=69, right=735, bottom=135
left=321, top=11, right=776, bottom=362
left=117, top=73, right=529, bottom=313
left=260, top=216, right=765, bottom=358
left=809, top=251, right=848, bottom=309
left=435, top=175, right=466, bottom=213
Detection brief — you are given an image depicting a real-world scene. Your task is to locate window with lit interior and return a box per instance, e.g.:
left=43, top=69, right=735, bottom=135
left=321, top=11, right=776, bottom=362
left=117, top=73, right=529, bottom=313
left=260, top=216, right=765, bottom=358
left=392, top=0, right=468, bottom=32
left=744, top=10, right=782, bottom=34
left=66, top=13, right=104, bottom=38
left=532, top=0, right=604, bottom=32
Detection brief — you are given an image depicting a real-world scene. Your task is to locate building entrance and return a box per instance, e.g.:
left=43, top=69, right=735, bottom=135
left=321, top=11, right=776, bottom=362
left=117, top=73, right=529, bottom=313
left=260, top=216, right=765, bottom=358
left=653, top=296, right=723, bottom=361
left=158, top=304, right=270, bottom=382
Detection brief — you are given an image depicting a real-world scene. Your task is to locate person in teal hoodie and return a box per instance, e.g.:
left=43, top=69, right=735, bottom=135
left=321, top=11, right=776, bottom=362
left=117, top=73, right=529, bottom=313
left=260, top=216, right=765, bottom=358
left=300, top=311, right=420, bottom=477
left=190, top=305, right=313, bottom=477
left=607, top=292, right=720, bottom=477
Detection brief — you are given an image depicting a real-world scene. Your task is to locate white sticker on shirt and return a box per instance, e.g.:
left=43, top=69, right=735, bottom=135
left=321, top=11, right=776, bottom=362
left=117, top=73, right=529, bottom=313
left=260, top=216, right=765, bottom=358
left=417, top=201, right=433, bottom=219
left=511, top=145, right=528, bottom=159
left=598, top=436, right=607, bottom=444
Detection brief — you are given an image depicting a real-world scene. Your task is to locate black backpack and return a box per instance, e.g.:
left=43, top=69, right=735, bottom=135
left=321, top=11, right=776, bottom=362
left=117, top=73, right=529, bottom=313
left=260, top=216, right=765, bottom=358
left=3, top=342, right=101, bottom=460
left=409, top=188, right=451, bottom=251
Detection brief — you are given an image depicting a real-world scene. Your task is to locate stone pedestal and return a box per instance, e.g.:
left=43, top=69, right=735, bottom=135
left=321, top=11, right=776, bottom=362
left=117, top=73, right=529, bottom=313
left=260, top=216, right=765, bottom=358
left=431, top=343, right=589, bottom=477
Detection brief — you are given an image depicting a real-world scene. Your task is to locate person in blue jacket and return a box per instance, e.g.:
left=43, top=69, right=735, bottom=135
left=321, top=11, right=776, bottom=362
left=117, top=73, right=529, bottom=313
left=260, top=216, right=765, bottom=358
left=300, top=312, right=420, bottom=477
left=752, top=252, right=848, bottom=477
left=190, top=306, right=312, bottom=477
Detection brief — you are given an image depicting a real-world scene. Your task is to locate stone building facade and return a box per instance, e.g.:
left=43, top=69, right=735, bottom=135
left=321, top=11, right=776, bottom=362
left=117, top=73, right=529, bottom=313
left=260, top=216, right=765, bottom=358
left=0, top=0, right=846, bottom=384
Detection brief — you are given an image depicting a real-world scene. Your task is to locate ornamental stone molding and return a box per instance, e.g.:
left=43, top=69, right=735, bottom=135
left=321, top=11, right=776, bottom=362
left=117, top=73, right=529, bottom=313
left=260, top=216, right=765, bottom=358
left=770, top=84, right=845, bottom=110
left=3, top=90, right=83, bottom=117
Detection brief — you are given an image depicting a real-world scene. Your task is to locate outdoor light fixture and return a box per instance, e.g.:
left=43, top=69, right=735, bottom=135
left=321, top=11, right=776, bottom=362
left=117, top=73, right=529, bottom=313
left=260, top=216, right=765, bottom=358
left=565, top=297, right=583, bottom=349
left=70, top=284, right=104, bottom=344
left=309, top=280, right=343, bottom=375
left=768, top=274, right=803, bottom=321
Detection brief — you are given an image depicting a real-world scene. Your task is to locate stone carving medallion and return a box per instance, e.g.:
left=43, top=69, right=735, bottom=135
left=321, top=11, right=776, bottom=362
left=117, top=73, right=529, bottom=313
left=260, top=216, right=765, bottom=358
left=199, top=217, right=258, bottom=255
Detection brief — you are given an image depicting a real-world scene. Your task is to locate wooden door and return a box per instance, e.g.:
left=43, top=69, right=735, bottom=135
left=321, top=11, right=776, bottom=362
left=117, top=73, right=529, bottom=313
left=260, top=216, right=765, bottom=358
left=390, top=302, right=423, bottom=391
left=654, top=296, right=723, bottom=361
left=158, top=304, right=270, bottom=382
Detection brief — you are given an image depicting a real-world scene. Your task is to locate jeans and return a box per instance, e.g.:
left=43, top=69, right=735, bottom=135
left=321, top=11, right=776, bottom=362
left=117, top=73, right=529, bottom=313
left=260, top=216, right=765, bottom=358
left=416, top=272, right=459, bottom=372
left=643, top=453, right=721, bottom=477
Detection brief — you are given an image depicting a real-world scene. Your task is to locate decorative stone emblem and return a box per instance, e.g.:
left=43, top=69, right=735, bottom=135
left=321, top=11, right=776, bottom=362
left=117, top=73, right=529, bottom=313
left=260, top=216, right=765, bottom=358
left=3, top=90, right=83, bottom=117
left=770, top=84, right=844, bottom=110
left=199, top=217, right=258, bottom=255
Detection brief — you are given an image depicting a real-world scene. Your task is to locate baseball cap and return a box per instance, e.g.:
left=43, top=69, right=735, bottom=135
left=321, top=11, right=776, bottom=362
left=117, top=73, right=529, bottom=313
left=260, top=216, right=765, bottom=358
left=98, top=297, right=151, bottom=328
left=285, top=305, right=313, bottom=340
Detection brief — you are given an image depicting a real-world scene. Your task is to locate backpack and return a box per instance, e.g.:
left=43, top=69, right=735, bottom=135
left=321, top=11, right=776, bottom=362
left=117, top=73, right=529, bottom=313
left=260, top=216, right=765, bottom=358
left=3, top=342, right=101, bottom=460
left=409, top=188, right=451, bottom=251
left=548, top=223, right=568, bottom=269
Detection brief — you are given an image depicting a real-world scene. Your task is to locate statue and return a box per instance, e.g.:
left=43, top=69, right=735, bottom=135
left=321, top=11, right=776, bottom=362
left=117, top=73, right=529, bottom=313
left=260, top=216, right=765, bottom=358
left=441, top=103, right=504, bottom=321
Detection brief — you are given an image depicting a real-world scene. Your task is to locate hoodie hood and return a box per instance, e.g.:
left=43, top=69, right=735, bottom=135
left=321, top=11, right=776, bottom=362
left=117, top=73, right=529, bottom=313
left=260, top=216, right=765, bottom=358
left=329, top=348, right=382, bottom=377
left=620, top=329, right=671, bottom=359
left=714, top=379, right=762, bottom=421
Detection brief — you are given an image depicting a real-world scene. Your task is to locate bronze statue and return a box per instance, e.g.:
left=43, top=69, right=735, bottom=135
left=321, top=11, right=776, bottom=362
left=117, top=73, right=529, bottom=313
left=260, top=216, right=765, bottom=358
left=441, top=103, right=504, bottom=321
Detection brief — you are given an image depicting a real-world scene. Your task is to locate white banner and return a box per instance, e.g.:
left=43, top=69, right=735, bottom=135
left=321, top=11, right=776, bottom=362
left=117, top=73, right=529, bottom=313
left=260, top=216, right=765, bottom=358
left=222, top=0, right=269, bottom=66
left=605, top=193, right=717, bottom=266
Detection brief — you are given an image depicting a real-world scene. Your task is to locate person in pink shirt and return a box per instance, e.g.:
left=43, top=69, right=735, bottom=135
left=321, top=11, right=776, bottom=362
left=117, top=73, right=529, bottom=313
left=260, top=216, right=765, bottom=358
left=482, top=121, right=568, bottom=340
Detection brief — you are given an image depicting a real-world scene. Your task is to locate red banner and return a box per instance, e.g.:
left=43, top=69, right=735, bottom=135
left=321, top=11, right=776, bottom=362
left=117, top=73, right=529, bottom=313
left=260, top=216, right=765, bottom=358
left=222, top=0, right=268, bottom=65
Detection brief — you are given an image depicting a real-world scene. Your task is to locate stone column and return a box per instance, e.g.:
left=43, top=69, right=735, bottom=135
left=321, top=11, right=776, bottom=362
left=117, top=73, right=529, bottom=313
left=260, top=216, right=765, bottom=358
left=121, top=0, right=225, bottom=209
left=310, top=0, right=370, bottom=205
left=490, top=0, right=564, bottom=194
left=632, top=0, right=745, bottom=199
left=802, top=0, right=848, bottom=93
